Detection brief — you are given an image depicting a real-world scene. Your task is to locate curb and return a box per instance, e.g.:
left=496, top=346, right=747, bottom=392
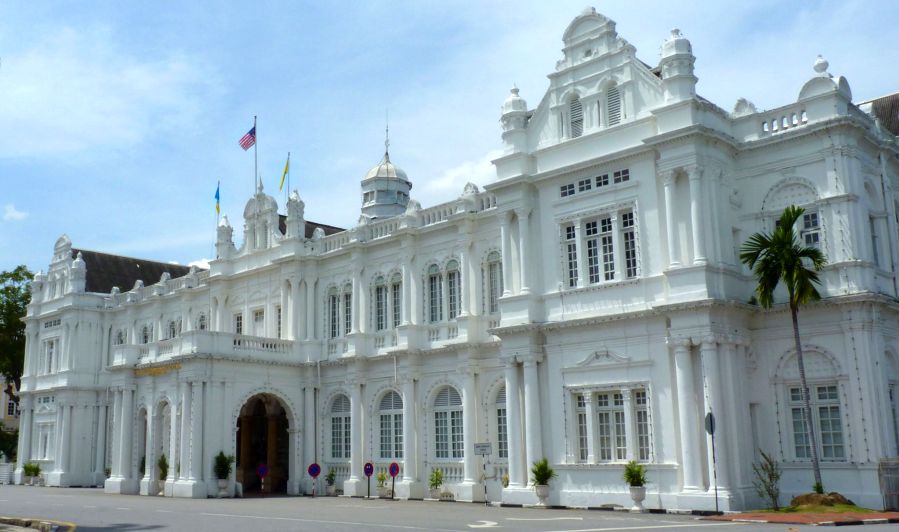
left=0, top=517, right=77, bottom=532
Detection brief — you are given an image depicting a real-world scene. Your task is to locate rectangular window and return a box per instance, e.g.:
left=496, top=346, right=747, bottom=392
left=331, top=415, right=351, bottom=459
left=802, top=212, right=820, bottom=249
left=234, top=314, right=243, bottom=335
left=429, top=274, right=442, bottom=323
left=435, top=411, right=448, bottom=459
left=790, top=384, right=845, bottom=461
left=585, top=220, right=600, bottom=284
left=621, top=211, right=637, bottom=278
left=391, top=282, right=402, bottom=327
left=596, top=173, right=609, bottom=187
left=592, top=390, right=645, bottom=462
left=578, top=178, right=592, bottom=192
left=497, top=406, right=508, bottom=459
left=375, top=285, right=387, bottom=331
left=613, top=169, right=630, bottom=184
left=565, top=225, right=579, bottom=288
left=488, top=262, right=502, bottom=314
left=576, top=394, right=588, bottom=462
left=42, top=339, right=58, bottom=375
left=6, top=400, right=15, bottom=416
left=451, top=410, right=464, bottom=458
left=447, top=271, right=460, bottom=320
left=276, top=306, right=282, bottom=338
left=343, top=293, right=352, bottom=335
left=634, top=390, right=650, bottom=461
left=328, top=295, right=339, bottom=338
left=253, top=309, right=264, bottom=336
left=601, top=216, right=615, bottom=281
left=560, top=183, right=575, bottom=197
left=380, top=414, right=393, bottom=458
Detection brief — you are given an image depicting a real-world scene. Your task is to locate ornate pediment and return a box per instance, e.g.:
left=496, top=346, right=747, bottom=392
left=574, top=346, right=631, bottom=366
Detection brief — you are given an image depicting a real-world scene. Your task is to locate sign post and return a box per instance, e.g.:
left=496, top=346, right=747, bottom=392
left=474, top=442, right=492, bottom=506
left=705, top=412, right=719, bottom=513
left=364, top=462, right=374, bottom=499
left=257, top=463, right=269, bottom=496
left=388, top=462, right=400, bottom=501
left=308, top=463, right=321, bottom=498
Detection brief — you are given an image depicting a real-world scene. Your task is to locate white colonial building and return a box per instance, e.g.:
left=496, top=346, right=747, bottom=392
left=14, top=8, right=899, bottom=511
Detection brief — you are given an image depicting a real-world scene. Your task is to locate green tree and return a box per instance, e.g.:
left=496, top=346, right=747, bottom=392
left=0, top=265, right=33, bottom=405
left=740, top=205, right=826, bottom=491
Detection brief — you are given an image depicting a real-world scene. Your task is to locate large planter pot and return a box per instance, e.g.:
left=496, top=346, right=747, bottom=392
left=377, top=485, right=392, bottom=499
left=429, top=487, right=441, bottom=499
left=629, top=486, right=647, bottom=512
left=326, top=484, right=336, bottom=496
left=217, top=479, right=228, bottom=498
left=534, top=484, right=550, bottom=506
left=23, top=476, right=32, bottom=486
left=158, top=480, right=166, bottom=496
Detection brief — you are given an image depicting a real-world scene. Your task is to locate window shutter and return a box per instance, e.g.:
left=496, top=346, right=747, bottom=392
left=332, top=394, right=350, bottom=413
left=380, top=391, right=403, bottom=411
left=496, top=385, right=506, bottom=405
left=435, top=386, right=462, bottom=407
left=607, top=86, right=621, bottom=126
left=569, top=97, right=583, bottom=138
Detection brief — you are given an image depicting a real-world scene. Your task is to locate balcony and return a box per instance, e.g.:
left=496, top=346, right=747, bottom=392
left=111, top=331, right=297, bottom=368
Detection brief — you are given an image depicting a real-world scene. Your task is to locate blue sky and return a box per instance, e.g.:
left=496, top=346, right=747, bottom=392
left=2, top=1, right=897, bottom=274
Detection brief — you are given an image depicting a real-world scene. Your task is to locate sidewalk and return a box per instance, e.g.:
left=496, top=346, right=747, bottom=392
left=706, top=511, right=899, bottom=526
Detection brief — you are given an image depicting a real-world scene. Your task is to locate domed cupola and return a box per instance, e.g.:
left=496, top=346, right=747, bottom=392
left=361, top=130, right=412, bottom=220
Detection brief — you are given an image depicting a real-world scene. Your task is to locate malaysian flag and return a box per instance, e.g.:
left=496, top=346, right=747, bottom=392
left=239, top=126, right=256, bottom=150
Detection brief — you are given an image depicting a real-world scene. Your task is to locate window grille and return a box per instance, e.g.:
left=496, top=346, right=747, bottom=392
left=379, top=391, right=403, bottom=459
left=428, top=265, right=443, bottom=323
left=233, top=315, right=242, bottom=335
left=391, top=276, right=402, bottom=328
left=434, top=387, right=463, bottom=459
left=331, top=395, right=351, bottom=459
left=487, top=252, right=502, bottom=313
left=447, top=262, right=460, bottom=320
left=496, top=386, right=508, bottom=458
left=576, top=394, right=588, bottom=461
left=565, top=225, right=578, bottom=287
left=328, top=293, right=339, bottom=338
left=613, top=169, right=629, bottom=184
left=802, top=211, right=820, bottom=249
left=560, top=183, right=575, bottom=197
left=600, top=217, right=615, bottom=281
left=621, top=211, right=637, bottom=278
left=578, top=178, right=592, bottom=192
left=343, top=292, right=352, bottom=335
left=375, top=279, right=387, bottom=331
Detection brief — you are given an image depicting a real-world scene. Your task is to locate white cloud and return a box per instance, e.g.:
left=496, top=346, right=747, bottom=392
left=188, top=258, right=211, bottom=270
left=0, top=27, right=221, bottom=159
left=420, top=149, right=504, bottom=199
left=3, top=204, right=28, bottom=221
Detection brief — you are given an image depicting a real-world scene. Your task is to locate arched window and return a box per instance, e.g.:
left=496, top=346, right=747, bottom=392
left=327, top=287, right=340, bottom=338
left=569, top=95, right=583, bottom=138
left=485, top=251, right=502, bottom=314
left=114, top=329, right=126, bottom=346
left=141, top=325, right=152, bottom=344
left=433, top=386, right=463, bottom=459
left=496, top=385, right=508, bottom=459
left=343, top=283, right=353, bottom=336
left=428, top=264, right=443, bottom=323
left=196, top=313, right=207, bottom=331
left=390, top=273, right=402, bottom=328
left=379, top=391, right=404, bottom=459
left=446, top=260, right=461, bottom=320
left=374, top=276, right=387, bottom=331
left=167, top=320, right=178, bottom=340
left=330, top=395, right=351, bottom=459
left=606, top=85, right=621, bottom=126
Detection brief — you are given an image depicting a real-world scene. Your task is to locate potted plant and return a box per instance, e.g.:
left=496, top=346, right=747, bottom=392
left=531, top=458, right=556, bottom=506
left=325, top=469, right=337, bottom=496
left=376, top=470, right=391, bottom=498
left=428, top=468, right=443, bottom=499
left=623, top=460, right=647, bottom=512
left=501, top=473, right=510, bottom=488
left=23, top=462, right=41, bottom=485
left=157, top=454, right=169, bottom=494
left=213, top=451, right=235, bottom=497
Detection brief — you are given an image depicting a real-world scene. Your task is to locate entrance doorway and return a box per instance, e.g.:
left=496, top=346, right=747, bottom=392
left=236, top=394, right=290, bottom=494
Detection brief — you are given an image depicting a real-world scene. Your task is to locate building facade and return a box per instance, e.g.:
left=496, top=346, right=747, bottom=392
left=14, top=8, right=899, bottom=510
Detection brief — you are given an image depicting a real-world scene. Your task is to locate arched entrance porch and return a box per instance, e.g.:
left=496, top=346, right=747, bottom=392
left=236, top=393, right=290, bottom=494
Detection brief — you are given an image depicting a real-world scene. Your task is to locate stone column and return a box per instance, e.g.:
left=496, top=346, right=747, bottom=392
left=459, top=243, right=471, bottom=317
left=292, top=279, right=301, bottom=340
left=144, top=406, right=156, bottom=483
left=409, top=257, right=421, bottom=326
left=266, top=414, right=278, bottom=492
left=280, top=280, right=289, bottom=339
left=54, top=401, right=64, bottom=472
left=522, top=357, right=543, bottom=484
left=167, top=396, right=179, bottom=481
left=349, top=381, right=363, bottom=481
left=504, top=360, right=525, bottom=487
left=401, top=259, right=412, bottom=325
left=59, top=403, right=72, bottom=475
left=688, top=167, right=707, bottom=264
left=462, top=369, right=477, bottom=483
left=351, top=269, right=361, bottom=334
left=305, top=280, right=316, bottom=340
left=701, top=338, right=730, bottom=492
left=188, top=381, right=203, bottom=482
left=583, top=393, right=596, bottom=463
left=499, top=212, right=513, bottom=297
left=673, top=339, right=703, bottom=491
left=401, top=378, right=417, bottom=481
left=110, top=390, right=122, bottom=478
left=16, top=396, right=33, bottom=479
left=303, top=385, right=316, bottom=492
left=95, top=403, right=107, bottom=478
left=663, top=172, right=681, bottom=267
left=516, top=208, right=531, bottom=294
left=179, top=382, right=191, bottom=481
left=621, top=389, right=634, bottom=460
left=120, top=389, right=134, bottom=479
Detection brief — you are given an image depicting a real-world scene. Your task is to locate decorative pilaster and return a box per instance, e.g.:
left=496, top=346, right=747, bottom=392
left=188, top=381, right=203, bottom=482
left=672, top=338, right=703, bottom=492
left=305, top=279, right=316, bottom=341
left=178, top=382, right=191, bottom=481
left=516, top=208, right=531, bottom=295
left=303, top=384, right=316, bottom=493
left=401, top=378, right=417, bottom=481
left=522, top=356, right=543, bottom=483
left=15, top=396, right=33, bottom=481
left=688, top=167, right=707, bottom=264
left=503, top=360, right=525, bottom=488
left=583, top=392, right=597, bottom=463
left=573, top=221, right=587, bottom=287
left=499, top=211, right=513, bottom=297
left=610, top=213, right=623, bottom=280
left=120, top=389, right=134, bottom=480
left=459, top=243, right=471, bottom=317
left=461, top=368, right=478, bottom=484
left=621, top=388, right=634, bottom=461
left=662, top=171, right=680, bottom=267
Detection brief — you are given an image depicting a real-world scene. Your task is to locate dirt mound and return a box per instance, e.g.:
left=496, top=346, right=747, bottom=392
left=789, top=492, right=855, bottom=507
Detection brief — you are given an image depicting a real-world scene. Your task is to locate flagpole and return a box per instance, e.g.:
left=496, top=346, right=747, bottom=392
left=253, top=115, right=258, bottom=192
left=287, top=152, right=291, bottom=195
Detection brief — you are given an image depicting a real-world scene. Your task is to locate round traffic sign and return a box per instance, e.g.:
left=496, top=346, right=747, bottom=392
left=257, top=463, right=269, bottom=478
left=364, top=462, right=374, bottom=477
left=388, top=462, right=400, bottom=478
left=307, top=463, right=321, bottom=478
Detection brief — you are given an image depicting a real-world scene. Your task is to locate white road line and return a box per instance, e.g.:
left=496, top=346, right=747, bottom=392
left=84, top=505, right=97, bottom=508
left=200, top=512, right=459, bottom=531
left=115, top=507, right=131, bottom=510
left=156, top=509, right=173, bottom=513
left=547, top=523, right=743, bottom=532
left=507, top=517, right=584, bottom=521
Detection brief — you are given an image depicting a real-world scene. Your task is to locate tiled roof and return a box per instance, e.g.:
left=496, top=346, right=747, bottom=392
left=869, top=92, right=899, bottom=136
left=70, top=248, right=194, bottom=294
left=276, top=215, right=345, bottom=238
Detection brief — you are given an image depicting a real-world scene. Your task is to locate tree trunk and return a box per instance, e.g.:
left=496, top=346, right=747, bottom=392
left=792, top=303, right=823, bottom=490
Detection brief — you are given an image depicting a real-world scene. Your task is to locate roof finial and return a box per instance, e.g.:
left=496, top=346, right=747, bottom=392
left=384, top=109, right=391, bottom=162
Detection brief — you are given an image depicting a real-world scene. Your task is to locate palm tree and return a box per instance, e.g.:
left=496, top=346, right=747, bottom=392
left=740, top=205, right=827, bottom=491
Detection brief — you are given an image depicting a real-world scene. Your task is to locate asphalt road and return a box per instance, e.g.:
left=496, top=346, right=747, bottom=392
left=0, top=486, right=894, bottom=531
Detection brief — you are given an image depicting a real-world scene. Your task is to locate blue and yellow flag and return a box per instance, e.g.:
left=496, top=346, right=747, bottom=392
left=279, top=153, right=290, bottom=191
left=215, top=182, right=220, bottom=214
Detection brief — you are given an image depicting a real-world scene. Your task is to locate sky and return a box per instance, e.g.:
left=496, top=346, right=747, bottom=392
left=1, top=0, right=898, bottom=274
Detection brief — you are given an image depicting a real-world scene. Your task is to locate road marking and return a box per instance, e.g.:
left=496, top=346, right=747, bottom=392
left=547, top=523, right=743, bottom=532
left=84, top=505, right=96, bottom=509
left=115, top=507, right=131, bottom=510
left=507, top=517, right=584, bottom=521
left=468, top=521, right=499, bottom=528
left=335, top=504, right=388, bottom=509
left=156, top=509, right=173, bottom=513
left=200, top=512, right=458, bottom=531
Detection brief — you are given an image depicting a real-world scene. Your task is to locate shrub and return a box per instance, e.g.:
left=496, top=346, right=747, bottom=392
left=501, top=474, right=509, bottom=488
left=325, top=469, right=336, bottom=487
left=157, top=454, right=169, bottom=480
left=752, top=450, right=782, bottom=510
left=213, top=451, right=235, bottom=480
left=813, top=481, right=824, bottom=494
left=623, top=460, right=647, bottom=487
left=104, top=467, right=111, bottom=478
left=23, top=462, right=41, bottom=477
left=530, top=458, right=557, bottom=486
left=376, top=470, right=388, bottom=488
left=429, top=468, right=444, bottom=490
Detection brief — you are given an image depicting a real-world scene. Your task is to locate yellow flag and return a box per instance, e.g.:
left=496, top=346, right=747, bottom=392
left=279, top=153, right=290, bottom=191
